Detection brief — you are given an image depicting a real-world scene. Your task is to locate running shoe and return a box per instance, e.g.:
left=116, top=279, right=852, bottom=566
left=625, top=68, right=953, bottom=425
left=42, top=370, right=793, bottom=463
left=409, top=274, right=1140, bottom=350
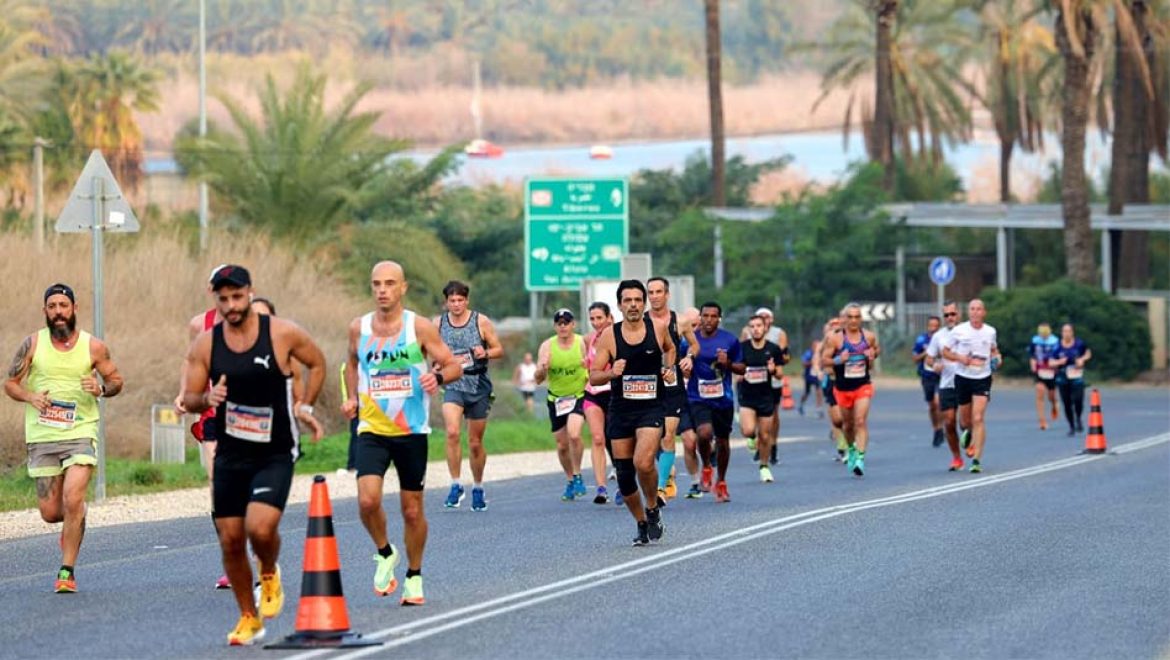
left=226, top=613, right=265, bottom=646
left=970, top=460, right=982, bottom=474
left=846, top=446, right=858, bottom=472
left=607, top=468, right=616, bottom=481
left=1051, top=404, right=1059, bottom=421
left=770, top=445, right=779, bottom=465
left=561, top=480, right=576, bottom=501
left=471, top=487, right=487, bottom=512
left=257, top=564, right=283, bottom=619
left=700, top=466, right=713, bottom=492
left=853, top=456, right=865, bottom=477
left=214, top=574, right=231, bottom=590
left=1067, top=427, right=1076, bottom=437
left=835, top=449, right=846, bottom=463
left=664, top=476, right=677, bottom=500
left=948, top=457, right=963, bottom=472
left=632, top=521, right=650, bottom=546
left=1075, top=419, right=1084, bottom=433
left=53, top=569, right=76, bottom=594
left=759, top=465, right=774, bottom=483
left=1039, top=421, right=1048, bottom=431
left=572, top=474, right=587, bottom=498
left=401, top=575, right=425, bottom=606
left=444, top=483, right=465, bottom=508
left=714, top=481, right=730, bottom=503
left=746, top=436, right=757, bottom=452
left=960, top=428, right=971, bottom=450
left=646, top=507, right=664, bottom=542
left=752, top=450, right=760, bottom=462
left=932, top=428, right=944, bottom=447
left=615, top=490, right=623, bottom=506
left=593, top=486, right=609, bottom=505
left=373, top=544, right=400, bottom=596
left=685, top=483, right=703, bottom=499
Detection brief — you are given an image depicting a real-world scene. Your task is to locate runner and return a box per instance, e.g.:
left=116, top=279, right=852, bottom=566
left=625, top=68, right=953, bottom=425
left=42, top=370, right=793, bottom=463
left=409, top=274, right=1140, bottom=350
left=672, top=307, right=705, bottom=499
left=926, top=301, right=964, bottom=471
left=737, top=314, right=786, bottom=483
left=512, top=352, right=537, bottom=415
left=821, top=302, right=880, bottom=477
left=436, top=281, right=504, bottom=512
left=182, top=265, right=327, bottom=645
left=589, top=279, right=676, bottom=544
left=943, top=298, right=1000, bottom=473
left=5, top=283, right=124, bottom=594
left=583, top=302, right=615, bottom=504
left=535, top=308, right=589, bottom=501
left=687, top=302, right=744, bottom=503
left=753, top=308, right=789, bottom=465
left=798, top=339, right=823, bottom=418
left=646, top=277, right=698, bottom=503
left=821, top=315, right=848, bottom=462
left=913, top=315, right=944, bottom=446
left=1028, top=322, right=1060, bottom=431
left=342, top=261, right=463, bottom=609
left=1051, top=323, right=1093, bottom=436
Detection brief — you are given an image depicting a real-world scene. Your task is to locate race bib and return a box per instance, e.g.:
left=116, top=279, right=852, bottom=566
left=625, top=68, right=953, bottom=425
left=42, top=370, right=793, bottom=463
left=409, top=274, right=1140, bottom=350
left=225, top=401, right=273, bottom=443
left=698, top=378, right=724, bottom=399
left=968, top=355, right=988, bottom=368
left=744, top=366, right=769, bottom=385
left=1066, top=367, right=1083, bottom=380
left=38, top=399, right=76, bottom=430
left=370, top=369, right=413, bottom=400
left=622, top=374, right=657, bottom=400
left=1037, top=368, right=1055, bottom=380
left=454, top=349, right=476, bottom=370
left=554, top=394, right=578, bottom=416
left=844, top=359, right=867, bottom=379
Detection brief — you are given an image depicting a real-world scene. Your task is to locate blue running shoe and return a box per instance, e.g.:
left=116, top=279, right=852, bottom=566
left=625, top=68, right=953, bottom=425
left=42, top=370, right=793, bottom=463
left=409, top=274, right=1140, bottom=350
left=470, top=487, right=487, bottom=511
left=572, top=474, right=587, bottom=498
left=561, top=480, right=576, bottom=501
left=615, top=490, right=624, bottom=506
left=444, top=483, right=465, bottom=508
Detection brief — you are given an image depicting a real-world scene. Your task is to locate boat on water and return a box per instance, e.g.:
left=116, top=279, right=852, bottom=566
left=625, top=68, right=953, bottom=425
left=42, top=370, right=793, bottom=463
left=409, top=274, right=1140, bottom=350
left=589, top=145, right=613, bottom=159
left=465, top=138, right=504, bottom=158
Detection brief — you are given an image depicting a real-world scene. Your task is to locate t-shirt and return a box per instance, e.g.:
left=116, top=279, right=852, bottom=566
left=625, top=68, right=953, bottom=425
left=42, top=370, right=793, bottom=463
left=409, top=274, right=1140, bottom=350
left=739, top=339, right=784, bottom=402
left=1028, top=334, right=1059, bottom=367
left=946, top=321, right=998, bottom=380
left=686, top=328, right=742, bottom=409
left=1052, top=338, right=1089, bottom=381
left=926, top=326, right=959, bottom=389
left=913, top=331, right=937, bottom=379
left=801, top=348, right=815, bottom=380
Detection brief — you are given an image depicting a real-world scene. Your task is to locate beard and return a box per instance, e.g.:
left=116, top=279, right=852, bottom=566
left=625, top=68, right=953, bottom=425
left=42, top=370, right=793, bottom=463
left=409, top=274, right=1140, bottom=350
left=45, top=312, right=76, bottom=341
left=224, top=305, right=251, bottom=327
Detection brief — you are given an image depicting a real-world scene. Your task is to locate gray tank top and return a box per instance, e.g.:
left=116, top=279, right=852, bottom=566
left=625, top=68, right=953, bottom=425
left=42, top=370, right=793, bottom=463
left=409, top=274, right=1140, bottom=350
left=440, top=311, right=490, bottom=394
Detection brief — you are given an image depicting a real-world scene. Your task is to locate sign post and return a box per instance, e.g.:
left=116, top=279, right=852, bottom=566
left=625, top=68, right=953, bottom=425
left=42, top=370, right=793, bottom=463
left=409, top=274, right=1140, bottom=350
left=524, top=177, right=629, bottom=291
left=55, top=150, right=140, bottom=501
left=929, top=256, right=956, bottom=312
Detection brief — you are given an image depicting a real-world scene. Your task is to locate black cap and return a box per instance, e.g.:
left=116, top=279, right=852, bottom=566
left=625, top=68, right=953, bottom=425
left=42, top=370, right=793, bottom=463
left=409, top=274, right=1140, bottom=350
left=553, top=308, right=574, bottom=323
left=210, top=264, right=251, bottom=290
left=44, top=283, right=75, bottom=304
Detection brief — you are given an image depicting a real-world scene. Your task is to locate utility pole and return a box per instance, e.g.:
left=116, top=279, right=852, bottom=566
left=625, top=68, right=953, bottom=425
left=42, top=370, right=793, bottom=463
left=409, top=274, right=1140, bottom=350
left=33, top=137, right=47, bottom=252
left=198, top=0, right=209, bottom=251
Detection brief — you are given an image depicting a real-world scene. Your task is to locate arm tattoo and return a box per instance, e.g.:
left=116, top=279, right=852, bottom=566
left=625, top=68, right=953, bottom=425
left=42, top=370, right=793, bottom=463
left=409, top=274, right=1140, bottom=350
left=8, top=336, right=31, bottom=379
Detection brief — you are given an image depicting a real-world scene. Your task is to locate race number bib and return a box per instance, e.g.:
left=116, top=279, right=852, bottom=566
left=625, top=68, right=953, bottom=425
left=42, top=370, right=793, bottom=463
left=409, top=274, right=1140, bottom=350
left=225, top=401, right=273, bottom=443
left=969, top=355, right=988, bottom=368
left=38, top=399, right=76, bottom=430
left=698, top=378, right=724, bottom=399
left=844, top=358, right=867, bottom=379
left=370, top=369, right=413, bottom=400
left=622, top=374, right=657, bottom=400
left=1066, top=367, right=1083, bottom=380
left=554, top=395, right=578, bottom=417
left=744, top=366, right=769, bottom=385
left=454, top=349, right=476, bottom=370
left=1037, top=368, right=1055, bottom=380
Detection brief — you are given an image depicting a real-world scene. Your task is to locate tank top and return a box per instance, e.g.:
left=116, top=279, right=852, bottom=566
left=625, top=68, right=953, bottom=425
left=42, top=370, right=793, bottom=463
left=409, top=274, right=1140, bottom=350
left=25, top=328, right=99, bottom=444
left=210, top=314, right=297, bottom=458
left=585, top=331, right=611, bottom=395
left=517, top=362, right=537, bottom=392
left=609, top=320, right=663, bottom=412
left=547, top=334, right=586, bottom=400
left=833, top=331, right=872, bottom=391
left=439, top=311, right=489, bottom=394
left=357, top=310, right=431, bottom=437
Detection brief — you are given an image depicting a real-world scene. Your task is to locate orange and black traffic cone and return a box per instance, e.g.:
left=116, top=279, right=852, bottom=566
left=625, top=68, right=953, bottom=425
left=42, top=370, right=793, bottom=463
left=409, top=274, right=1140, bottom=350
left=1083, top=389, right=1107, bottom=455
left=781, top=376, right=795, bottom=410
left=266, top=476, right=380, bottom=649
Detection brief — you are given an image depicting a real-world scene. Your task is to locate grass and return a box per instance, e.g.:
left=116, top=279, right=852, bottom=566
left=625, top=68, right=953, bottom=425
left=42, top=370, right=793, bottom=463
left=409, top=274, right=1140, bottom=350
left=0, top=416, right=579, bottom=512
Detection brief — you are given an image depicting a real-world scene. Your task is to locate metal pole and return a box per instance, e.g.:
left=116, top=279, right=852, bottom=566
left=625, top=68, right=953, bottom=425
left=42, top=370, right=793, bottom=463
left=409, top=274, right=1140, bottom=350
left=895, top=245, right=906, bottom=334
left=1100, top=227, right=1112, bottom=293
left=91, top=175, right=106, bottom=502
left=996, top=225, right=1008, bottom=290
left=198, top=0, right=209, bottom=252
left=33, top=138, right=45, bottom=252
left=937, top=283, right=944, bottom=315
left=529, top=291, right=539, bottom=349
left=713, top=220, right=723, bottom=290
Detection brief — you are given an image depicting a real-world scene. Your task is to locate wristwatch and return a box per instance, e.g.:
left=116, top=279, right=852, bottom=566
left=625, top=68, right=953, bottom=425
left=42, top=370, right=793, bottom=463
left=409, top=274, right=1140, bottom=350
left=298, top=403, right=314, bottom=416
left=435, top=371, right=445, bottom=386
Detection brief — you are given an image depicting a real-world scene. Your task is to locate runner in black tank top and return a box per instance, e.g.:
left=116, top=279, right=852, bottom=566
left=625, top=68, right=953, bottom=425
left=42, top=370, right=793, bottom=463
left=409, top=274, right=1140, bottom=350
left=645, top=276, right=698, bottom=504
left=211, top=313, right=297, bottom=459
left=608, top=320, right=664, bottom=418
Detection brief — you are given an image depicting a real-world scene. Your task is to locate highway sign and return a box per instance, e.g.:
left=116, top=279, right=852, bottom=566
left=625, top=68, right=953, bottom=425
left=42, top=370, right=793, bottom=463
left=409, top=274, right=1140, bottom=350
left=525, top=177, right=628, bottom=291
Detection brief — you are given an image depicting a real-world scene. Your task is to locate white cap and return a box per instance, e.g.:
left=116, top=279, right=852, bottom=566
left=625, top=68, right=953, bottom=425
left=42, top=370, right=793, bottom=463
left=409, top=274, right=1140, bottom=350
left=754, top=307, right=773, bottom=317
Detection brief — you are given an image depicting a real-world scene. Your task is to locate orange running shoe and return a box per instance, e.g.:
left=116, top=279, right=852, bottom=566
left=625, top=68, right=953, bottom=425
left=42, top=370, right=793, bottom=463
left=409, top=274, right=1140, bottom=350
left=948, top=457, right=963, bottom=472
left=54, top=569, right=76, bottom=593
left=714, top=481, right=730, bottom=503
left=700, top=466, right=713, bottom=493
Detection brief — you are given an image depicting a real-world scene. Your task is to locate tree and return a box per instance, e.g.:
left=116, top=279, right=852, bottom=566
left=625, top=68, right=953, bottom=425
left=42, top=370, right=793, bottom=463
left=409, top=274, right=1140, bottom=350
left=874, top=0, right=898, bottom=191
left=704, top=0, right=726, bottom=206
left=0, top=3, right=49, bottom=122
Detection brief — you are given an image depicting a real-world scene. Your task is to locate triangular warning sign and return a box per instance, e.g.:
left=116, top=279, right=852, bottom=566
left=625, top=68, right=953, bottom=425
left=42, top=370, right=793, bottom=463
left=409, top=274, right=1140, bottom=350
left=55, top=150, right=140, bottom=233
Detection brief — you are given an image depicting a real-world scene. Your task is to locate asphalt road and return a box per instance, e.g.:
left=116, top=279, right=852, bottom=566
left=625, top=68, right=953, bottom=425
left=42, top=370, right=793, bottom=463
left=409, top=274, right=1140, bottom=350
left=1, top=385, right=1167, bottom=659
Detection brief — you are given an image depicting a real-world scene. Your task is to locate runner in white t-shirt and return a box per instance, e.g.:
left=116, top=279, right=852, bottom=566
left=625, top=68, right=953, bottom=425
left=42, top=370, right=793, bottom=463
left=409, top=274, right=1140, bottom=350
left=926, top=301, right=963, bottom=471
left=942, top=299, right=1000, bottom=473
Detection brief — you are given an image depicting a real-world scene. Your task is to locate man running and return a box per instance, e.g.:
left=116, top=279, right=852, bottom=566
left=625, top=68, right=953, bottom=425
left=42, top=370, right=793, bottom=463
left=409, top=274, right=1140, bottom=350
left=926, top=301, right=964, bottom=471
left=943, top=298, right=1000, bottom=473
left=646, top=277, right=697, bottom=503
left=672, top=307, right=705, bottom=500
left=182, top=265, right=327, bottom=645
left=738, top=314, right=786, bottom=483
left=535, top=308, right=589, bottom=501
left=821, top=315, right=848, bottom=462
left=754, top=308, right=789, bottom=464
left=583, top=301, right=615, bottom=504
left=512, top=352, right=537, bottom=415
left=5, top=283, right=124, bottom=594
left=913, top=316, right=944, bottom=446
left=1028, top=322, right=1060, bottom=431
left=437, top=281, right=503, bottom=512
left=342, top=261, right=463, bottom=609
left=589, top=279, right=676, bottom=544
left=798, top=339, right=823, bottom=417
left=687, top=302, right=744, bottom=503
left=821, top=303, right=880, bottom=477
left=1052, top=323, right=1092, bottom=436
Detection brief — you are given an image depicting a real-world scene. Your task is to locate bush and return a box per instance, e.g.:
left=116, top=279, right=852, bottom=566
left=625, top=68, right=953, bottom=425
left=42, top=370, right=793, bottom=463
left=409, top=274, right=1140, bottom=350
left=129, top=464, right=165, bottom=486
left=980, top=280, right=1151, bottom=380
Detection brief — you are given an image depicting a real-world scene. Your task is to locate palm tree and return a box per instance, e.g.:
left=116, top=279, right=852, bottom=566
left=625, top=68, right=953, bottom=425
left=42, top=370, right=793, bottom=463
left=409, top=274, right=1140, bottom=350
left=113, top=0, right=195, bottom=55
left=705, top=0, right=726, bottom=206
left=874, top=0, right=898, bottom=191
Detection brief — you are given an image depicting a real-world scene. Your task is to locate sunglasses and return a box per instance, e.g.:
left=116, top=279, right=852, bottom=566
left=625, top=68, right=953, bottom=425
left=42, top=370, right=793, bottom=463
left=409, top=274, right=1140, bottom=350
left=555, top=320, right=572, bottom=326
left=943, top=312, right=958, bottom=317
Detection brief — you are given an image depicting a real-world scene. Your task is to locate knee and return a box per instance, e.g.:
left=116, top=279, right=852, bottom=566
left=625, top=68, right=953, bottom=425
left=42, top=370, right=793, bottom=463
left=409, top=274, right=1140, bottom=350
left=358, top=491, right=382, bottom=516
left=247, top=524, right=278, bottom=548
left=445, top=429, right=461, bottom=442
left=219, top=529, right=247, bottom=554
left=468, top=436, right=484, bottom=451
left=614, top=458, right=638, bottom=496
left=39, top=508, right=63, bottom=524
left=401, top=501, right=425, bottom=527
left=633, top=453, right=654, bottom=474
left=62, top=493, right=86, bottom=518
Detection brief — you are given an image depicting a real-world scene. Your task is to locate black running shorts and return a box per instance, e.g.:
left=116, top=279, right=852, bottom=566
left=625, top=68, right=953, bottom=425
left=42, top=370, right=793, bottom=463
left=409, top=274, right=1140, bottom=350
left=690, top=402, right=734, bottom=439
left=354, top=432, right=429, bottom=491
left=212, top=453, right=294, bottom=518
left=606, top=404, right=663, bottom=440
left=955, top=375, right=993, bottom=405
left=938, top=387, right=959, bottom=411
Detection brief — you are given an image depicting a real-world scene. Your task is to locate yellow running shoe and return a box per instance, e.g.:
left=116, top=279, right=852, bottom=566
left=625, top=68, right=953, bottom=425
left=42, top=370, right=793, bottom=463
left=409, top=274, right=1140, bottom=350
left=664, top=476, right=677, bottom=500
left=227, top=613, right=266, bottom=646
left=401, top=575, right=425, bottom=606
left=258, top=564, right=284, bottom=620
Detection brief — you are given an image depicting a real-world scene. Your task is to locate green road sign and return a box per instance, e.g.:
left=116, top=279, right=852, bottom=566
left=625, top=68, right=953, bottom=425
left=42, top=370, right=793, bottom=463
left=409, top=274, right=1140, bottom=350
left=525, top=177, right=629, bottom=291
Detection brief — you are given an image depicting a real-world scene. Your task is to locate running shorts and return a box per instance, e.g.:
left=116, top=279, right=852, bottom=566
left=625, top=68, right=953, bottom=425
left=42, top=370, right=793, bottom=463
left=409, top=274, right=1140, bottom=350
left=353, top=432, right=429, bottom=491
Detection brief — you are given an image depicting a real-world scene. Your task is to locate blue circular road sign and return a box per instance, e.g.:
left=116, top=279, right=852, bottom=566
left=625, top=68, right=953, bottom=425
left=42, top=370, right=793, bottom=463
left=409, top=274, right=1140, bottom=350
left=929, top=256, right=955, bottom=286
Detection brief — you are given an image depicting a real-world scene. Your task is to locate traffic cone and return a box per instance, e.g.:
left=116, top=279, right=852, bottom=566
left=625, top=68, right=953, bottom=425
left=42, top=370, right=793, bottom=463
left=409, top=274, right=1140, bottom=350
left=266, top=476, right=380, bottom=649
left=1083, top=389, right=1107, bottom=455
left=781, top=376, right=795, bottom=410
